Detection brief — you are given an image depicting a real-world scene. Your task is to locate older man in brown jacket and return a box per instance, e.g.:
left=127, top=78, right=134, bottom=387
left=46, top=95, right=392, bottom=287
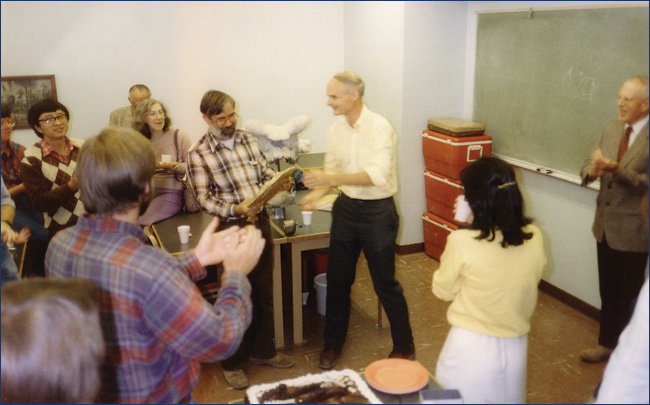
left=580, top=76, right=649, bottom=363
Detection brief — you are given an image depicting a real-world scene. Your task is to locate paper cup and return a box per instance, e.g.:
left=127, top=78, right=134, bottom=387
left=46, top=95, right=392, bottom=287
left=161, top=154, right=172, bottom=163
left=177, top=225, right=191, bottom=244
left=454, top=195, right=473, bottom=223
left=301, top=210, right=313, bottom=226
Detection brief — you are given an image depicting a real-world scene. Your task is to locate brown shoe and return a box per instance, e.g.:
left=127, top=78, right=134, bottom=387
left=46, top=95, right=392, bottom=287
left=249, top=352, right=295, bottom=368
left=580, top=346, right=613, bottom=363
left=318, top=344, right=342, bottom=369
left=222, top=369, right=249, bottom=390
left=388, top=343, right=416, bottom=360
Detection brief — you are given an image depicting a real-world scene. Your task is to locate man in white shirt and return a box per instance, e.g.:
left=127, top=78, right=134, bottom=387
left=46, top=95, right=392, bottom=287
left=301, top=71, right=414, bottom=369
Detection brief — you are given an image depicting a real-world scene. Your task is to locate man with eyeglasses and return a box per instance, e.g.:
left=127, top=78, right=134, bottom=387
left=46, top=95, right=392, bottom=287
left=580, top=76, right=649, bottom=363
left=187, top=90, right=295, bottom=390
left=21, top=99, right=85, bottom=238
left=108, top=84, right=151, bottom=128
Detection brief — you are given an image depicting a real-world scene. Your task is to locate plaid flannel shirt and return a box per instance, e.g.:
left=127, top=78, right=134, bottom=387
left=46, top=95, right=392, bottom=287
left=45, top=215, right=253, bottom=403
left=187, top=130, right=274, bottom=219
left=1, top=141, right=26, bottom=189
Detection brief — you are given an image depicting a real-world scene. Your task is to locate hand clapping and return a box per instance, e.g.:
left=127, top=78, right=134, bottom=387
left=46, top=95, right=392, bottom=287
left=1, top=223, right=30, bottom=245
left=193, top=217, right=265, bottom=275
left=589, top=149, right=619, bottom=178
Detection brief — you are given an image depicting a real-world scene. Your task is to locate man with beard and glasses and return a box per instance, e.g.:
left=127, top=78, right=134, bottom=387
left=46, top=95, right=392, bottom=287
left=45, top=126, right=266, bottom=404
left=187, top=90, right=295, bottom=390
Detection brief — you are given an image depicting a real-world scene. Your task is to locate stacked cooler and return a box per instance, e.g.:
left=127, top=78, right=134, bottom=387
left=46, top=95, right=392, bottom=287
left=421, top=118, right=492, bottom=260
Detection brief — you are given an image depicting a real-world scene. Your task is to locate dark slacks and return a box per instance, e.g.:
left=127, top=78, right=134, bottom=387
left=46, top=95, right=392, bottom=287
left=220, top=210, right=276, bottom=370
left=324, top=193, right=414, bottom=351
left=596, top=235, right=648, bottom=349
left=13, top=193, right=49, bottom=277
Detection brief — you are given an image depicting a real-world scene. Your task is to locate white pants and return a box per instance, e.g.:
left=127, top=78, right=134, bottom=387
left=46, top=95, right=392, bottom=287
left=435, top=326, right=528, bottom=404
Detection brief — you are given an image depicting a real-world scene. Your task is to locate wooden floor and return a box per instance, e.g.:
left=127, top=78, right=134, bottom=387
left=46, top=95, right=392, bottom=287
left=193, top=252, right=607, bottom=404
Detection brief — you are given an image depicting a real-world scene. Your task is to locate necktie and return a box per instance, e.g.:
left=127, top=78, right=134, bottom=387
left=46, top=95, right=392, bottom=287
left=618, top=126, right=633, bottom=162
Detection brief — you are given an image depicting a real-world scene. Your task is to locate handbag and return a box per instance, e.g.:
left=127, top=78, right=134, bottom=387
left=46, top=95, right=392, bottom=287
left=173, top=130, right=201, bottom=213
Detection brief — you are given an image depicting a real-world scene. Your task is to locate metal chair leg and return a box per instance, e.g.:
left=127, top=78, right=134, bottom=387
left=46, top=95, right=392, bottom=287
left=376, top=300, right=383, bottom=330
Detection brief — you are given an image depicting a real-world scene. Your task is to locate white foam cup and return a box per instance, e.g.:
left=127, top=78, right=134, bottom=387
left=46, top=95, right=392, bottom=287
left=302, top=210, right=313, bottom=226
left=177, top=225, right=191, bottom=244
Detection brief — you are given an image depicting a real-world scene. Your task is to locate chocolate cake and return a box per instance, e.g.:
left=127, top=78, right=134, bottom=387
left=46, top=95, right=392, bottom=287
left=246, top=369, right=382, bottom=404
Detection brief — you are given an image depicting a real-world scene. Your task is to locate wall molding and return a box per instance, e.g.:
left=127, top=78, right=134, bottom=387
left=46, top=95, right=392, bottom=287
left=538, top=279, right=600, bottom=321
left=396, top=243, right=425, bottom=255
left=396, top=244, right=600, bottom=321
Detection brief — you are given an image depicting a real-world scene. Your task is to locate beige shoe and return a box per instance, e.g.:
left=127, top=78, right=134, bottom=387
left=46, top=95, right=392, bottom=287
left=223, top=369, right=249, bottom=390
left=249, top=352, right=295, bottom=368
left=580, top=346, right=613, bottom=363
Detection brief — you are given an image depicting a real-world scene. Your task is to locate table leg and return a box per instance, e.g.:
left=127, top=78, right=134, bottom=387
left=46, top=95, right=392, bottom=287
left=290, top=238, right=331, bottom=345
left=273, top=243, right=284, bottom=349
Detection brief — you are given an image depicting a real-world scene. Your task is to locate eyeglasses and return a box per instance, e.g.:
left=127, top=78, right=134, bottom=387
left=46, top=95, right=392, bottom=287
left=210, top=112, right=238, bottom=126
left=1, top=118, right=15, bottom=128
left=617, top=96, right=646, bottom=103
left=146, top=110, right=165, bottom=119
left=38, top=114, right=67, bottom=125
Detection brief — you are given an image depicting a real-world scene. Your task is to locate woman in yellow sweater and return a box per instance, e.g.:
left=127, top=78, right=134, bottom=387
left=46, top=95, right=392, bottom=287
left=432, top=157, right=546, bottom=404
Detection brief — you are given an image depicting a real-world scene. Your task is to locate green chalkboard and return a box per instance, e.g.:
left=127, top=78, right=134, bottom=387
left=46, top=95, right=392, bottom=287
left=474, top=7, right=649, bottom=176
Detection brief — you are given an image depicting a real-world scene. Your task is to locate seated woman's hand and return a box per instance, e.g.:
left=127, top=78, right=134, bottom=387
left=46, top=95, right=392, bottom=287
left=155, top=162, right=178, bottom=173
left=1, top=225, right=30, bottom=245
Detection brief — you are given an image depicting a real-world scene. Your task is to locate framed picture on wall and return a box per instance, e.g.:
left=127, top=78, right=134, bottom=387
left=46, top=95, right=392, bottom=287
left=1, top=75, right=57, bottom=129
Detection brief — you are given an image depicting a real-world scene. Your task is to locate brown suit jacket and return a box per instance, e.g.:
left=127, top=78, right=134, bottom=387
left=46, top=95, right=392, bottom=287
left=581, top=119, right=649, bottom=252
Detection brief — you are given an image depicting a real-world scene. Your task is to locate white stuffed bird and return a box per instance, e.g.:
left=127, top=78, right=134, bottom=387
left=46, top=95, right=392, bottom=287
left=243, top=115, right=312, bottom=208
left=243, top=115, right=312, bottom=164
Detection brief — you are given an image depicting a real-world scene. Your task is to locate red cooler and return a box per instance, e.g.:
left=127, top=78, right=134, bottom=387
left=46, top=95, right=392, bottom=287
left=422, top=130, right=492, bottom=179
left=422, top=211, right=458, bottom=261
left=424, top=169, right=464, bottom=223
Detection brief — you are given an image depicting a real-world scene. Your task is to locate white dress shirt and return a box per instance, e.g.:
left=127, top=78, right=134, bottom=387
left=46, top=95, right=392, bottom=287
left=324, top=105, right=397, bottom=200
left=627, top=114, right=649, bottom=148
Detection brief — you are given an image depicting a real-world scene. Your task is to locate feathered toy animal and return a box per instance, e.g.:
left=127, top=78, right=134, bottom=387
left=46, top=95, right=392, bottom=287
left=243, top=115, right=312, bottom=207
left=243, top=115, right=312, bottom=165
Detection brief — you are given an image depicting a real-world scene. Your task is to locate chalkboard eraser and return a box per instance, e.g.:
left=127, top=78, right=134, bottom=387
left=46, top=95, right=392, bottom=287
left=545, top=169, right=553, bottom=174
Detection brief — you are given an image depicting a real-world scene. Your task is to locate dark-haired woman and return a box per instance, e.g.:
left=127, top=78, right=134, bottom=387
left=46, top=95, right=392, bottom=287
left=431, top=156, right=546, bottom=403
left=132, top=99, right=190, bottom=226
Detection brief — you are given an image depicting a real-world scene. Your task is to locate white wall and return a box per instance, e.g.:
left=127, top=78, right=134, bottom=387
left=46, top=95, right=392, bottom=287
left=400, top=1, right=468, bottom=245
left=464, top=1, right=647, bottom=307
left=1, top=1, right=343, bottom=150
left=343, top=1, right=405, bottom=132
left=341, top=1, right=468, bottom=246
